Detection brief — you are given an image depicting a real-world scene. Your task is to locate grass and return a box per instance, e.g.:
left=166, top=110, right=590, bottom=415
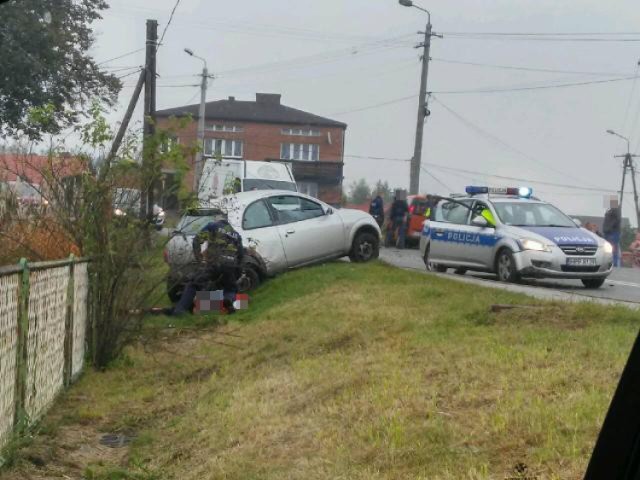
left=1, top=261, right=639, bottom=480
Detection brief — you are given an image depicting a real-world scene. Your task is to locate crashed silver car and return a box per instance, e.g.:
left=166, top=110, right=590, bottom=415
left=164, top=190, right=381, bottom=301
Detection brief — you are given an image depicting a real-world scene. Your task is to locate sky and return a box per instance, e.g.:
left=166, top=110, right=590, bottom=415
left=91, top=0, right=640, bottom=224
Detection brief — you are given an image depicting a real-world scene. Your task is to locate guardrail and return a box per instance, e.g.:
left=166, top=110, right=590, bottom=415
left=0, top=256, right=89, bottom=452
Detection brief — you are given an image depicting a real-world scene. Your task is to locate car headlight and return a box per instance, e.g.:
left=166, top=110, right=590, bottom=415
left=520, top=238, right=552, bottom=252
left=603, top=241, right=613, bottom=254
left=114, top=208, right=126, bottom=217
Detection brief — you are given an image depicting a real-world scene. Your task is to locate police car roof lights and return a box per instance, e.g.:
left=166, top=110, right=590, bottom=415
left=465, top=185, right=533, bottom=198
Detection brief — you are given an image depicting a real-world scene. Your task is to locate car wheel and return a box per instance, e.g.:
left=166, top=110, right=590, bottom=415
left=454, top=268, right=467, bottom=275
left=423, top=245, right=447, bottom=272
left=582, top=278, right=606, bottom=289
left=237, top=264, right=261, bottom=293
left=350, top=231, right=380, bottom=262
left=496, top=249, right=520, bottom=283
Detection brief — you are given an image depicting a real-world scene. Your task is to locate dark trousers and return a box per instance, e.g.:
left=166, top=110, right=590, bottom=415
left=174, top=265, right=239, bottom=315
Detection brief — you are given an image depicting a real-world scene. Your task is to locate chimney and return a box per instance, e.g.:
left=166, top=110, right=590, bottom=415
left=228, top=96, right=235, bottom=101
left=256, top=93, right=281, bottom=105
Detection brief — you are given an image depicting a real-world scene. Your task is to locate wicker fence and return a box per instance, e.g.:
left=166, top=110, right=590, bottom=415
left=0, top=257, right=89, bottom=451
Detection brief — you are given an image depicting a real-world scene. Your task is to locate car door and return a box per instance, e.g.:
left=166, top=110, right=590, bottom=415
left=429, top=199, right=473, bottom=265
left=462, top=200, right=501, bottom=269
left=267, top=194, right=344, bottom=267
left=238, top=199, right=287, bottom=274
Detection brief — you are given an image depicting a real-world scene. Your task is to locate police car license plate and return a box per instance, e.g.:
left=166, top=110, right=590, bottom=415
left=566, top=257, right=597, bottom=266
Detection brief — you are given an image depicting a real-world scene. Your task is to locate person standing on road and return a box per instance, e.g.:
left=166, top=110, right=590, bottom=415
left=173, top=214, right=244, bottom=315
left=369, top=192, right=385, bottom=228
left=386, top=190, right=409, bottom=249
left=603, top=199, right=622, bottom=267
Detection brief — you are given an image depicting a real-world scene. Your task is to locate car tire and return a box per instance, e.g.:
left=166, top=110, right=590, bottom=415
left=495, top=249, right=521, bottom=283
left=582, top=278, right=606, bottom=289
left=237, top=264, right=261, bottom=293
left=350, top=231, right=380, bottom=262
left=423, top=245, right=447, bottom=273
left=454, top=268, right=467, bottom=275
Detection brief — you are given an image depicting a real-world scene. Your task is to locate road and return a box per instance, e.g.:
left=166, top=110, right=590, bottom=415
left=380, top=247, right=640, bottom=308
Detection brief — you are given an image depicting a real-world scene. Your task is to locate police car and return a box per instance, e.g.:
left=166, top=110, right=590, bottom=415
left=420, top=186, right=614, bottom=288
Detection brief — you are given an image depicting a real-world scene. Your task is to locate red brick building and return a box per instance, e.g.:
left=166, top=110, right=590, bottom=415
left=155, top=93, right=347, bottom=206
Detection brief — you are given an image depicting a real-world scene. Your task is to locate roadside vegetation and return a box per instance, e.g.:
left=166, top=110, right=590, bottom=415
left=1, top=261, right=638, bottom=480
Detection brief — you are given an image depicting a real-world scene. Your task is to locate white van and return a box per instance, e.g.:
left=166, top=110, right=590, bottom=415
left=198, top=159, right=297, bottom=205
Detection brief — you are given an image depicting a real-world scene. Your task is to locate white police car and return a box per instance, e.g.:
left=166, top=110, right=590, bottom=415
left=419, top=186, right=614, bottom=289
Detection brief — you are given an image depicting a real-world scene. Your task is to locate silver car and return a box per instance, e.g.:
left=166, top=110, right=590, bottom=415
left=419, top=188, right=614, bottom=289
left=164, top=190, right=381, bottom=301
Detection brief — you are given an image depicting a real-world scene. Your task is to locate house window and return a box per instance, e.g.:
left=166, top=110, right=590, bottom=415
left=281, top=127, right=321, bottom=137
left=297, top=181, right=319, bottom=198
left=280, top=143, right=320, bottom=161
left=160, top=136, right=178, bottom=153
left=204, top=139, right=243, bottom=158
left=206, top=124, right=243, bottom=132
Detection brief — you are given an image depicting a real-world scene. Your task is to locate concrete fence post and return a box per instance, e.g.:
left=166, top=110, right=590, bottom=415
left=63, top=255, right=75, bottom=387
left=13, top=258, right=30, bottom=429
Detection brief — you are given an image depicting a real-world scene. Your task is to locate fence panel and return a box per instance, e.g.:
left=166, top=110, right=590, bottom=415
left=0, top=274, right=19, bottom=448
left=71, top=262, right=89, bottom=378
left=24, top=267, right=70, bottom=421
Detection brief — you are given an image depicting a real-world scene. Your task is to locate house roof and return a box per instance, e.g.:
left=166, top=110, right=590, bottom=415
left=156, top=93, right=347, bottom=129
left=0, top=154, right=84, bottom=185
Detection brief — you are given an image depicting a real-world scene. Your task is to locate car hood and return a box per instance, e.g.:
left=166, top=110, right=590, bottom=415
left=511, top=226, right=599, bottom=246
left=337, top=208, right=379, bottom=228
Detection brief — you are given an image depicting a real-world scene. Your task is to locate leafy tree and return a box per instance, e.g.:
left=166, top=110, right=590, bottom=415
left=0, top=0, right=120, bottom=138
left=372, top=180, right=392, bottom=204
left=348, top=178, right=371, bottom=204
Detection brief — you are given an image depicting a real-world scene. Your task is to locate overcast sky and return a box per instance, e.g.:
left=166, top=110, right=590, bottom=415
left=92, top=0, right=640, bottom=224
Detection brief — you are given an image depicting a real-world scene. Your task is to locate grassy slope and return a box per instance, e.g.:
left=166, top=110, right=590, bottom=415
left=2, top=261, right=639, bottom=480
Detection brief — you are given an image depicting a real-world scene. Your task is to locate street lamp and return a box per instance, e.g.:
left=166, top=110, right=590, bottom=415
left=398, top=0, right=433, bottom=195
left=184, top=48, right=209, bottom=192
left=606, top=129, right=630, bottom=154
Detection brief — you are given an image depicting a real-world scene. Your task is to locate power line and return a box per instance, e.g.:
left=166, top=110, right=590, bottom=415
left=97, top=48, right=145, bottom=66
left=157, top=0, right=182, bottom=51
left=421, top=166, right=454, bottom=192
left=621, top=62, right=640, bottom=136
left=330, top=95, right=417, bottom=116
left=431, top=75, right=638, bottom=94
left=431, top=57, right=630, bottom=77
left=430, top=95, right=609, bottom=190
left=440, top=32, right=640, bottom=43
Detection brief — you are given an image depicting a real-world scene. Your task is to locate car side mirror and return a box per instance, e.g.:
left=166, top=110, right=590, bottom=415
left=325, top=206, right=334, bottom=215
left=471, top=215, right=491, bottom=228
left=572, top=218, right=583, bottom=227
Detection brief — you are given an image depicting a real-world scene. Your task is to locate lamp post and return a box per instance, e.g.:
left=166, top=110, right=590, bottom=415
left=185, top=48, right=209, bottom=193
left=398, top=0, right=435, bottom=195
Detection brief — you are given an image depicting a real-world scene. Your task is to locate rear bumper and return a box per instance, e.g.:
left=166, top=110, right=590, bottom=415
left=512, top=249, right=613, bottom=279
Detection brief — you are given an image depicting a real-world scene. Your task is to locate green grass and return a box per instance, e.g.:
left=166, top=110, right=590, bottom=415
left=2, top=261, right=639, bottom=480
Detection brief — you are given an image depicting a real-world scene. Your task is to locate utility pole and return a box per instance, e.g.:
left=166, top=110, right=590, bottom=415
left=184, top=48, right=210, bottom=194
left=142, top=19, right=157, bottom=220
left=607, top=129, right=640, bottom=229
left=615, top=152, right=640, bottom=228
left=398, top=0, right=441, bottom=195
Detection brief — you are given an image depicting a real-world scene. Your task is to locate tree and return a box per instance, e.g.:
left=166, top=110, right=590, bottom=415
left=0, top=0, right=120, bottom=138
left=348, top=178, right=371, bottom=204
left=372, top=180, right=392, bottom=204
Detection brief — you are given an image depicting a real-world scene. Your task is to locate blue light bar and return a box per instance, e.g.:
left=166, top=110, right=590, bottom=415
left=465, top=186, right=489, bottom=194
left=518, top=186, right=533, bottom=198
left=465, top=185, right=533, bottom=198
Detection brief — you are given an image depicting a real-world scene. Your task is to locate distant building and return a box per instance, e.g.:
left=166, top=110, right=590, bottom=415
left=155, top=93, right=347, bottom=206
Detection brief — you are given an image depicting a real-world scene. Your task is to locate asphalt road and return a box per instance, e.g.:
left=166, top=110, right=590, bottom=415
left=380, top=247, right=640, bottom=308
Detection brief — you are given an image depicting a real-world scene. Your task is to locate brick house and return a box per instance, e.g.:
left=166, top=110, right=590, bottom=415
left=155, top=93, right=347, bottom=206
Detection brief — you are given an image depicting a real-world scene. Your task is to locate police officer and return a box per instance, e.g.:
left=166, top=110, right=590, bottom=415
left=386, top=190, right=409, bottom=249
left=173, top=213, right=244, bottom=315
left=603, top=199, right=622, bottom=267
left=369, top=192, right=385, bottom=228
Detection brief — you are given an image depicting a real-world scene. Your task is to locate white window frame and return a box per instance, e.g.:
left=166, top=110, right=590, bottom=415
left=204, top=138, right=244, bottom=158
left=281, top=127, right=321, bottom=137
left=206, top=124, right=244, bottom=133
left=280, top=143, right=320, bottom=162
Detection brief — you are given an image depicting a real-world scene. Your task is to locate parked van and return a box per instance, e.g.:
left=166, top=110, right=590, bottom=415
left=198, top=159, right=297, bottom=205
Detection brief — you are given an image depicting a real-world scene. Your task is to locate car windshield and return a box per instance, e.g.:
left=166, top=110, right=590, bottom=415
left=243, top=179, right=297, bottom=192
left=493, top=202, right=576, bottom=228
left=176, top=215, right=217, bottom=235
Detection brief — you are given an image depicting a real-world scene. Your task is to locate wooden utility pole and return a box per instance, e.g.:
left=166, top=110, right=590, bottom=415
left=142, top=19, right=157, bottom=220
